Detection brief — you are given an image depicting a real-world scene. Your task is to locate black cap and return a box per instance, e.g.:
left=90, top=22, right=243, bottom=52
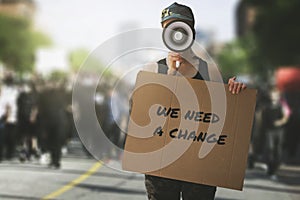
left=161, top=2, right=195, bottom=27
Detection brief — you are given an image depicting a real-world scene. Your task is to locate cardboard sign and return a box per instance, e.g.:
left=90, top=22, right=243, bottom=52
left=122, top=71, right=257, bottom=190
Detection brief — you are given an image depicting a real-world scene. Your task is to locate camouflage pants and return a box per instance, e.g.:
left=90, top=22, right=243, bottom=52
left=145, top=175, right=216, bottom=200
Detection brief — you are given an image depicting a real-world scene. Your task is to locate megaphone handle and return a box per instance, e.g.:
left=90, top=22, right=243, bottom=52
left=176, top=61, right=180, bottom=68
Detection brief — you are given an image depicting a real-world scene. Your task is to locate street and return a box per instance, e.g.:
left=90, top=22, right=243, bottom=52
left=0, top=151, right=299, bottom=200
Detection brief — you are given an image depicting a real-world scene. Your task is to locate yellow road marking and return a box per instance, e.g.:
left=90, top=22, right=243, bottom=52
left=42, top=162, right=103, bottom=200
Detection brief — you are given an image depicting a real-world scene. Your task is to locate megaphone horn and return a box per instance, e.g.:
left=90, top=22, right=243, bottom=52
left=162, top=20, right=194, bottom=53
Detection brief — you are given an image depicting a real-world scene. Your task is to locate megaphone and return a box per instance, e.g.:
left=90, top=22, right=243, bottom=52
left=162, top=21, right=195, bottom=68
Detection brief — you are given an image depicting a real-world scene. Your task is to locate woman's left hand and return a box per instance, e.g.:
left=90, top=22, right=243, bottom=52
left=228, top=76, right=247, bottom=94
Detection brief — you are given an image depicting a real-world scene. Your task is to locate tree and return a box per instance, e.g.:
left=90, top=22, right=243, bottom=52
left=246, top=0, right=300, bottom=66
left=31, top=30, right=52, bottom=48
left=69, top=48, right=112, bottom=77
left=0, top=14, right=51, bottom=73
left=219, top=0, right=300, bottom=81
left=0, top=14, right=34, bottom=72
left=217, top=39, right=250, bottom=79
left=216, top=34, right=269, bottom=79
left=69, top=48, right=90, bottom=72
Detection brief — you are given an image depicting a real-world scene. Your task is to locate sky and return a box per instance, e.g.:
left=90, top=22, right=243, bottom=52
left=34, top=0, right=240, bottom=51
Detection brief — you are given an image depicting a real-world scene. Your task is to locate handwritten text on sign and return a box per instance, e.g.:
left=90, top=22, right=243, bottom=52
left=152, top=106, right=228, bottom=145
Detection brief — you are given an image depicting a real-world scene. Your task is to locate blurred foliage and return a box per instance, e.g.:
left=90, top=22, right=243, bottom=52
left=217, top=38, right=251, bottom=79
left=69, top=48, right=89, bottom=72
left=69, top=48, right=113, bottom=77
left=48, top=70, right=68, bottom=82
left=0, top=14, right=52, bottom=73
left=245, top=0, right=300, bottom=66
left=0, top=14, right=33, bottom=72
left=218, top=0, right=300, bottom=80
left=217, top=34, right=268, bottom=79
left=31, top=31, right=52, bottom=48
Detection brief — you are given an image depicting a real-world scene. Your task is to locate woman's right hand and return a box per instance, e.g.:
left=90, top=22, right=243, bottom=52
left=167, top=52, right=183, bottom=71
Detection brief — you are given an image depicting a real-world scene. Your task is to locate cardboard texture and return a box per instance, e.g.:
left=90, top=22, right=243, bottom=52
left=122, top=71, right=257, bottom=190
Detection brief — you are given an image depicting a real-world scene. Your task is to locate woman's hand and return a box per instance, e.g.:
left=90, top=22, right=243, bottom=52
left=167, top=52, right=194, bottom=75
left=228, top=76, right=247, bottom=94
left=167, top=52, right=183, bottom=72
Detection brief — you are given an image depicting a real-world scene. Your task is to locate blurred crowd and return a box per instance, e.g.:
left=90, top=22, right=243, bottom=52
left=75, top=74, right=130, bottom=160
left=0, top=72, right=129, bottom=169
left=0, top=73, right=73, bottom=168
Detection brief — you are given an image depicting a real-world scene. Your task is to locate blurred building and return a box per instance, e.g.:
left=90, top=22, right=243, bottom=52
left=0, top=0, right=35, bottom=19
left=235, top=0, right=256, bottom=37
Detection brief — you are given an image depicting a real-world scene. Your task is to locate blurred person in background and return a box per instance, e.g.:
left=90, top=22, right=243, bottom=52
left=37, top=80, right=69, bottom=169
left=248, top=87, right=269, bottom=169
left=0, top=103, right=9, bottom=162
left=95, top=86, right=110, bottom=158
left=0, top=74, right=19, bottom=161
left=249, top=85, right=289, bottom=178
left=17, top=81, right=40, bottom=162
left=262, top=86, right=287, bottom=177
left=0, top=86, right=4, bottom=162
left=101, top=88, right=121, bottom=158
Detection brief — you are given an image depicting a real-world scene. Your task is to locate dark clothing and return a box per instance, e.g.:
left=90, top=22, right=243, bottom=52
left=101, top=95, right=121, bottom=148
left=144, top=58, right=216, bottom=200
left=145, top=175, right=216, bottom=200
left=17, top=91, right=37, bottom=121
left=0, top=120, right=5, bottom=161
left=265, top=128, right=284, bottom=175
left=263, top=103, right=284, bottom=175
left=38, top=88, right=69, bottom=167
left=17, top=90, right=39, bottom=160
left=157, top=58, right=205, bottom=80
left=4, top=123, right=17, bottom=160
left=250, top=91, right=286, bottom=175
